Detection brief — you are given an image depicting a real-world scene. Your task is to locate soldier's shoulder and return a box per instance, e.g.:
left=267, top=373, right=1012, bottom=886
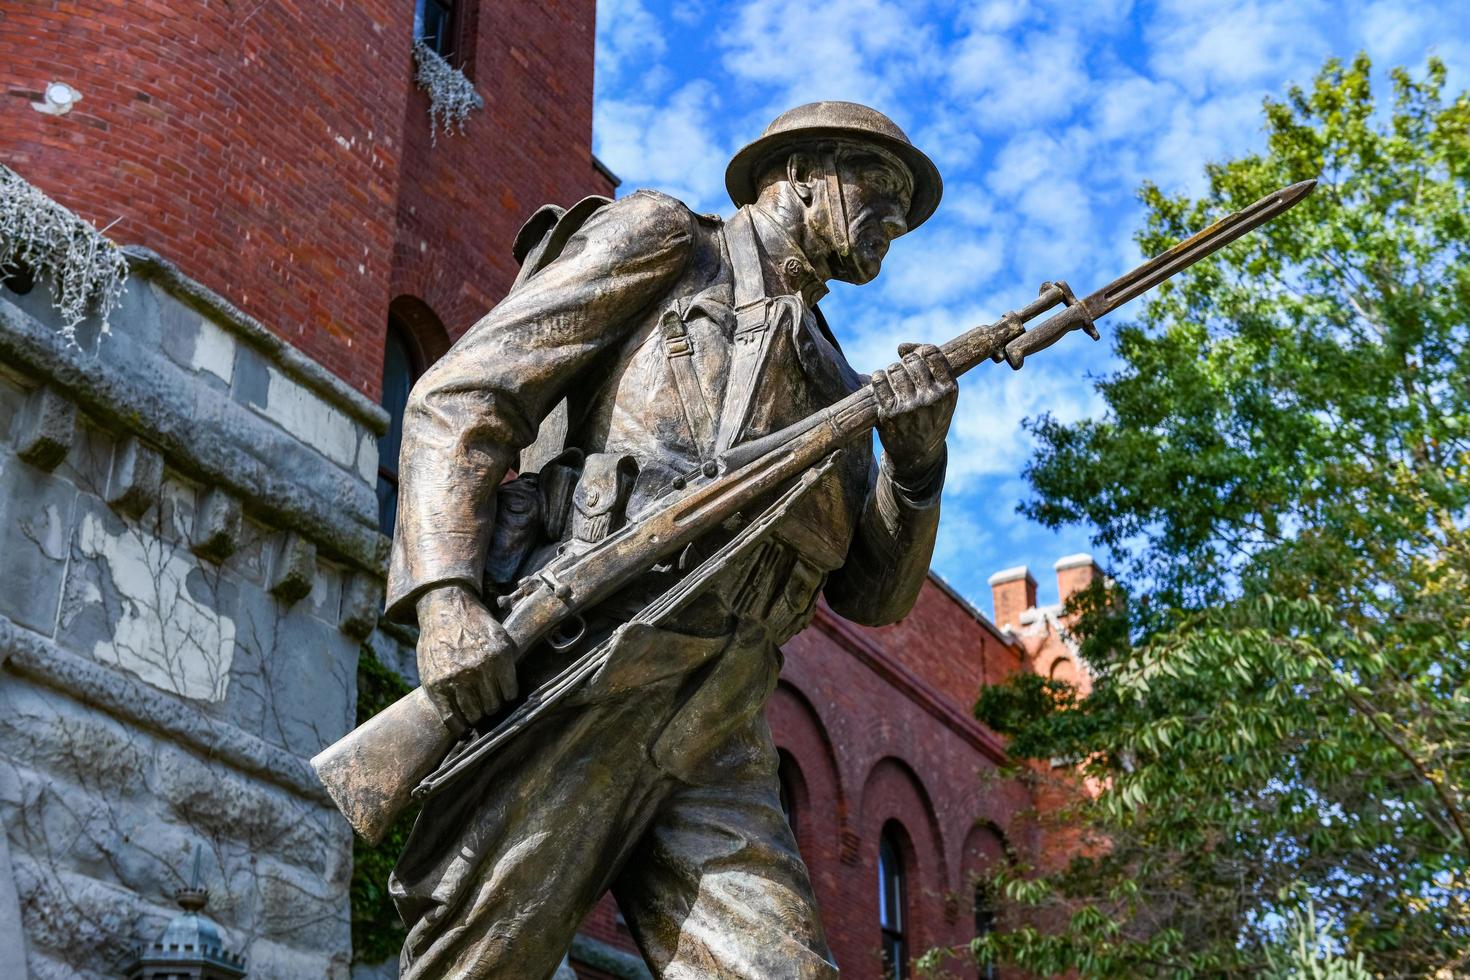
left=615, top=189, right=722, bottom=231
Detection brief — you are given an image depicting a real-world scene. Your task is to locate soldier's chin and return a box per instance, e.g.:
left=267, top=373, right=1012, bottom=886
left=838, top=248, right=883, bottom=284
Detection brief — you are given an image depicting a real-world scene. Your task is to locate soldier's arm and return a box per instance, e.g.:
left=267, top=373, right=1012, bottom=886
left=385, top=190, right=695, bottom=621
left=824, top=342, right=955, bottom=626
left=823, top=452, right=945, bottom=626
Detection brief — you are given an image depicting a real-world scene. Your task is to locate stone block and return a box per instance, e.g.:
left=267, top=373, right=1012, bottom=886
left=228, top=587, right=357, bottom=756
left=306, top=563, right=343, bottom=625
left=60, top=497, right=239, bottom=703
left=0, top=373, right=28, bottom=446
left=15, top=386, right=76, bottom=471
left=339, top=572, right=384, bottom=640
left=190, top=486, right=241, bottom=563
left=105, top=436, right=163, bottom=518
left=269, top=532, right=316, bottom=604
left=0, top=458, right=74, bottom=635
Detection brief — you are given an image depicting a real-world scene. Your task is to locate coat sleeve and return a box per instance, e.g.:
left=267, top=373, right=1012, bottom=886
left=385, top=191, right=695, bottom=620
left=822, top=449, right=946, bottom=627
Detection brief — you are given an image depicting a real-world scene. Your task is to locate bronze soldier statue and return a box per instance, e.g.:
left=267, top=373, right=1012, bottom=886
left=312, top=91, right=1313, bottom=979
left=386, top=101, right=954, bottom=978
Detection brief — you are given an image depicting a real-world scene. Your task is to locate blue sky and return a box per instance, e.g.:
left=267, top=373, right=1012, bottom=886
left=590, top=0, right=1469, bottom=616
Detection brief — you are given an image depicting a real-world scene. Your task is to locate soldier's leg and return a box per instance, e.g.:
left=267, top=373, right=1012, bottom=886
left=391, top=677, right=682, bottom=980
left=613, top=719, right=837, bottom=979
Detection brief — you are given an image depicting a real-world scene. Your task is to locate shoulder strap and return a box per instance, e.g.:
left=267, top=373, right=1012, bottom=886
left=714, top=210, right=782, bottom=454
left=660, top=305, right=717, bottom=454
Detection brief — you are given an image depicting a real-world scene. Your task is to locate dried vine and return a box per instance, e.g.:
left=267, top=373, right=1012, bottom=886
left=0, top=164, right=128, bottom=340
left=412, top=40, right=484, bottom=145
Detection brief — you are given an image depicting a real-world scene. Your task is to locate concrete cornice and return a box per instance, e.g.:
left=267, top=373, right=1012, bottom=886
left=0, top=293, right=386, bottom=574
left=0, top=613, right=330, bottom=806
left=986, top=564, right=1033, bottom=585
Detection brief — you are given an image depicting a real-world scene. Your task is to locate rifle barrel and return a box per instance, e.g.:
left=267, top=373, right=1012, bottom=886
left=1087, top=178, right=1316, bottom=319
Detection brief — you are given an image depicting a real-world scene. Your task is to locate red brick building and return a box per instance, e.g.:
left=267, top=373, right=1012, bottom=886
left=0, top=3, right=1092, bottom=977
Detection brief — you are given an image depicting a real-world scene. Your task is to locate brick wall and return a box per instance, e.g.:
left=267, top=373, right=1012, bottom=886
left=391, top=0, right=616, bottom=340
left=769, top=592, right=1036, bottom=979
left=0, top=0, right=614, bottom=399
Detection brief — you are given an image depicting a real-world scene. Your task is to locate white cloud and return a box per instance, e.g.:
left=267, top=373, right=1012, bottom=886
left=596, top=0, right=671, bottom=97
left=594, top=81, right=732, bottom=214
left=930, top=507, right=996, bottom=575
left=1356, top=0, right=1433, bottom=65
left=717, top=0, right=943, bottom=112
left=947, top=23, right=1092, bottom=130
left=943, top=360, right=1105, bottom=492
left=877, top=228, right=1005, bottom=309
left=1145, top=0, right=1332, bottom=97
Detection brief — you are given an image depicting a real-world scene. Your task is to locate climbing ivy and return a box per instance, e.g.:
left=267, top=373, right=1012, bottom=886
left=0, top=163, right=128, bottom=340
left=349, top=649, right=418, bottom=965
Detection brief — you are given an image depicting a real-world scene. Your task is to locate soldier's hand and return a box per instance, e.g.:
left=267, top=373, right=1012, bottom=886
left=415, top=584, right=518, bottom=730
left=872, top=342, right=958, bottom=481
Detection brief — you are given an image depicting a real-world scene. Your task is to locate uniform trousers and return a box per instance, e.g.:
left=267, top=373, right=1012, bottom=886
left=390, top=623, right=838, bottom=979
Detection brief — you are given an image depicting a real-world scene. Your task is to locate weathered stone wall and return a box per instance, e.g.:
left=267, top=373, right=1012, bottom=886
left=0, top=255, right=392, bottom=978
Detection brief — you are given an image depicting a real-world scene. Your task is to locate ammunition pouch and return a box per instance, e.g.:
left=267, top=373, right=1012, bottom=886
left=570, top=453, right=640, bottom=547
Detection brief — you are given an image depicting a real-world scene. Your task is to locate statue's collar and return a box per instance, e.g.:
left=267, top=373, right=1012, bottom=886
left=747, top=205, right=828, bottom=307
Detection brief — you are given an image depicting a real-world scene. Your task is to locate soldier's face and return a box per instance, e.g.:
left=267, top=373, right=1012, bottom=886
left=832, top=154, right=912, bottom=285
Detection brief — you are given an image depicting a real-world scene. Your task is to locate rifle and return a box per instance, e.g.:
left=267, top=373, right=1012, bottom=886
left=312, top=179, right=1316, bottom=844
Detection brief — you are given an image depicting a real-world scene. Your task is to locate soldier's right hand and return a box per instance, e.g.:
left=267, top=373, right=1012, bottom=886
left=414, top=584, right=519, bottom=730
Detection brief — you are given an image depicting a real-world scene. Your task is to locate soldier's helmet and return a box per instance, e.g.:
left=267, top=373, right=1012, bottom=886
left=724, top=101, right=943, bottom=232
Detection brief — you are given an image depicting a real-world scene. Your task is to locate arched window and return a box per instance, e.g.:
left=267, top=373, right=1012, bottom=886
left=378, top=314, right=423, bottom=538
left=878, top=823, right=908, bottom=979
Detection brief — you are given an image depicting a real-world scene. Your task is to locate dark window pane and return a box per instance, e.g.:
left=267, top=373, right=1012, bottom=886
left=975, top=885, right=996, bottom=980
left=414, top=0, right=456, bottom=58
left=879, top=828, right=907, bottom=979
left=378, top=318, right=420, bottom=537
left=377, top=475, right=400, bottom=540
left=777, top=751, right=798, bottom=838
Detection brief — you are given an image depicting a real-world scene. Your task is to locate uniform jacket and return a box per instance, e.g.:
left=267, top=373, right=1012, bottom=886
left=386, top=189, right=944, bottom=646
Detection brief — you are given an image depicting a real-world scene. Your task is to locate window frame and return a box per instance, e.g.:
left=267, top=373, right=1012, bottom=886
left=974, top=882, right=996, bottom=980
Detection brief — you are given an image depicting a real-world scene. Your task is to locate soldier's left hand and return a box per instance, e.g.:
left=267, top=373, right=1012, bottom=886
left=872, top=342, right=958, bottom=481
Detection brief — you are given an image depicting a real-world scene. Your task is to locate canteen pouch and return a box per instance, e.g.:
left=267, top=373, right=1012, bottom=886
left=537, top=447, right=584, bottom=542
left=484, top=475, right=544, bottom=589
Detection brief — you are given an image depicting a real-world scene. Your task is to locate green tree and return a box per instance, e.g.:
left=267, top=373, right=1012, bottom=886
left=950, top=55, right=1470, bottom=978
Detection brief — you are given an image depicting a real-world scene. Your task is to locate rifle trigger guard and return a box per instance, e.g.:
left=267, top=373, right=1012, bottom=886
left=547, top=614, right=587, bottom=652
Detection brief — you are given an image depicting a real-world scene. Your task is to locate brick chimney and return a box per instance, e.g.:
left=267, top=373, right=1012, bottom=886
left=1054, top=553, right=1101, bottom=609
left=988, top=566, right=1037, bottom=631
